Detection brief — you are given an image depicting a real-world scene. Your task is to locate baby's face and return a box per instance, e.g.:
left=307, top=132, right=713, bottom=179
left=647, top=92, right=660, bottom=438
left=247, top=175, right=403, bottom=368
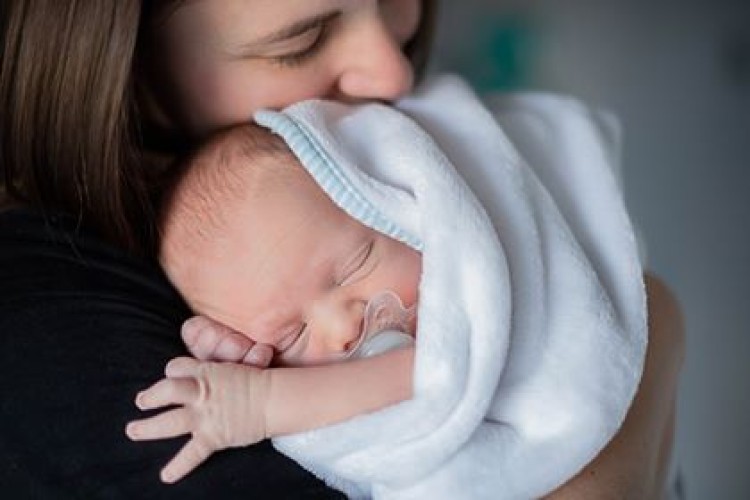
left=166, top=160, right=421, bottom=366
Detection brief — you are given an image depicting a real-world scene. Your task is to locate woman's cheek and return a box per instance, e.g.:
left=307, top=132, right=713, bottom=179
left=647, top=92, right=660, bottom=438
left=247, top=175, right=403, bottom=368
left=192, top=66, right=334, bottom=134
left=382, top=0, right=421, bottom=45
left=248, top=63, right=340, bottom=110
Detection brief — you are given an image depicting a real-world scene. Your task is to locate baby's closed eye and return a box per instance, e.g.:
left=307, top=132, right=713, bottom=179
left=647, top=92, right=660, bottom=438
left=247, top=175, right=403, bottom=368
left=337, top=240, right=375, bottom=287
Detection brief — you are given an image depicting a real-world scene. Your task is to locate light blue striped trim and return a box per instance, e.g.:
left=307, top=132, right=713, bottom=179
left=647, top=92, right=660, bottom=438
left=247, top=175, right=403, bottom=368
left=255, top=109, right=422, bottom=251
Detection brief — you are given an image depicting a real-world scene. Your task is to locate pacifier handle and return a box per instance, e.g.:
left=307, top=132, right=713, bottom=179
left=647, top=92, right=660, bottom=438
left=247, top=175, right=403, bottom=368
left=348, top=290, right=416, bottom=359
left=353, top=330, right=415, bottom=358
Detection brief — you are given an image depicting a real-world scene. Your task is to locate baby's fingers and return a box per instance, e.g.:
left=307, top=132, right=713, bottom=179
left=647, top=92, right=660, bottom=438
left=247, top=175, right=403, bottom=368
left=160, top=437, right=215, bottom=484
left=182, top=316, right=250, bottom=362
left=136, top=376, right=198, bottom=410
left=214, top=333, right=257, bottom=364
left=164, top=356, right=202, bottom=379
left=126, top=407, right=192, bottom=441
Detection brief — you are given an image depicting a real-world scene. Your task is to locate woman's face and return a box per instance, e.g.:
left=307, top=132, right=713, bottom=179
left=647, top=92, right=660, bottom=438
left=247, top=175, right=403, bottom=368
left=149, top=0, right=422, bottom=137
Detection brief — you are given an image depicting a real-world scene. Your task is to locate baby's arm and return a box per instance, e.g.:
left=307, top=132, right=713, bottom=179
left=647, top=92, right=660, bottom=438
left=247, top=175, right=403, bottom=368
left=126, top=347, right=414, bottom=483
left=266, top=347, right=414, bottom=436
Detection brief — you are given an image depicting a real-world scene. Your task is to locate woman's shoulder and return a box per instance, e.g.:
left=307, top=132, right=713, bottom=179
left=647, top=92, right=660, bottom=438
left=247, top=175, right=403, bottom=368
left=0, top=207, right=184, bottom=314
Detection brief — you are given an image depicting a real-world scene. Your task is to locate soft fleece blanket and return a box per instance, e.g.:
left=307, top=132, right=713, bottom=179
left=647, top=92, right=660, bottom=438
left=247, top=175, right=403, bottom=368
left=254, top=75, right=647, bottom=499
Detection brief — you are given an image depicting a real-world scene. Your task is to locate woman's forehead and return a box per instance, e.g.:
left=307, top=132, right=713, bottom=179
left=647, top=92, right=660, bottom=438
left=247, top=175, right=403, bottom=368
left=168, top=0, right=354, bottom=40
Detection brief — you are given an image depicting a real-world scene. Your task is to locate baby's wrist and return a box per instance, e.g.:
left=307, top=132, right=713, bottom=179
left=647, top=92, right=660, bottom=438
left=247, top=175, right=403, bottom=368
left=216, top=363, right=273, bottom=446
left=253, top=367, right=274, bottom=440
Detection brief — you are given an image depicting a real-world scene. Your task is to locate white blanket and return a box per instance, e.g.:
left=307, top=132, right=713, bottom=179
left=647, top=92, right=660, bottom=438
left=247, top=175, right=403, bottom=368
left=254, top=75, right=647, bottom=499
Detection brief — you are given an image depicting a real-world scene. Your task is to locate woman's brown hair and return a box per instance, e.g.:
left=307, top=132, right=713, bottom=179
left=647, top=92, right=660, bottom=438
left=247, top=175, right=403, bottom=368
left=0, top=0, right=437, bottom=255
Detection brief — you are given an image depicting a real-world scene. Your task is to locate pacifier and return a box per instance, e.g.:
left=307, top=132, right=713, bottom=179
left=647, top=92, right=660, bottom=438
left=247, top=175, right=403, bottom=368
left=347, top=290, right=416, bottom=359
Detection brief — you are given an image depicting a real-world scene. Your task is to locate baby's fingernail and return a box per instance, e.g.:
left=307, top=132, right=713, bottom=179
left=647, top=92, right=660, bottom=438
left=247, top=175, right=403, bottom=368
left=126, top=423, right=138, bottom=439
left=161, top=468, right=176, bottom=483
left=244, top=344, right=273, bottom=366
left=181, top=325, right=198, bottom=344
left=135, top=392, right=146, bottom=409
left=165, top=358, right=182, bottom=376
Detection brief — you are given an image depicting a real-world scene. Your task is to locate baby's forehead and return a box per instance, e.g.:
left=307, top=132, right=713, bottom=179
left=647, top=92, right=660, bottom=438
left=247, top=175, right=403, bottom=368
left=163, top=121, right=379, bottom=265
left=182, top=128, right=302, bottom=202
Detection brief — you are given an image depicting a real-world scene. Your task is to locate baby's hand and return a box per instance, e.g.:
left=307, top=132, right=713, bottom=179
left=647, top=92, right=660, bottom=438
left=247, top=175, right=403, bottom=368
left=182, top=316, right=274, bottom=367
left=126, top=357, right=270, bottom=483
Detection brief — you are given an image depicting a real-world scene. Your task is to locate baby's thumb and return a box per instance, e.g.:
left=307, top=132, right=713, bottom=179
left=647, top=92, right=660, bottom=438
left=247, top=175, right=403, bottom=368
left=181, top=316, right=210, bottom=347
left=243, top=343, right=274, bottom=368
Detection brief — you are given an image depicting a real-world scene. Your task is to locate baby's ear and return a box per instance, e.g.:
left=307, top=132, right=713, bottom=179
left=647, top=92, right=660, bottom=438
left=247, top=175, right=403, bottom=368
left=181, top=316, right=264, bottom=365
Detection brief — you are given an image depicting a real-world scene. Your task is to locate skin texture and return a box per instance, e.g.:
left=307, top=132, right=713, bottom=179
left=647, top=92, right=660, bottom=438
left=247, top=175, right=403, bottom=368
left=132, top=0, right=685, bottom=496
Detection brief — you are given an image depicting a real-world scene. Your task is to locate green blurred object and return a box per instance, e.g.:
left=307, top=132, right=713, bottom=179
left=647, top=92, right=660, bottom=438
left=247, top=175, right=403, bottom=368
left=456, top=14, right=535, bottom=93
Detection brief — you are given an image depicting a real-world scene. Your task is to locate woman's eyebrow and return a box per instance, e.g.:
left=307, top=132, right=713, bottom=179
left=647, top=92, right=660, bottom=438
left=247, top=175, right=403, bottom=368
left=244, top=10, right=340, bottom=47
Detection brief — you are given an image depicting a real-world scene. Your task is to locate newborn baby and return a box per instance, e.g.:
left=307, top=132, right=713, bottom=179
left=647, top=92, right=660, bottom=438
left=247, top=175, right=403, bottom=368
left=127, top=124, right=422, bottom=483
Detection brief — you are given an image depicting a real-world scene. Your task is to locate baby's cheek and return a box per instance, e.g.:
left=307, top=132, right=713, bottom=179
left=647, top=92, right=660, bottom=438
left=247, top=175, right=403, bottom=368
left=393, top=249, right=422, bottom=306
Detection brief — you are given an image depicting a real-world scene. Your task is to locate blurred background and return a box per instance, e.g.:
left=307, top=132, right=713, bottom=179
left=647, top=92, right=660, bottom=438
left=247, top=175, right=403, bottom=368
left=429, top=0, right=749, bottom=498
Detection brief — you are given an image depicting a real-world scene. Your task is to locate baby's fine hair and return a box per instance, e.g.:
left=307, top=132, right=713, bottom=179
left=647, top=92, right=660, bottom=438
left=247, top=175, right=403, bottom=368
left=158, top=124, right=296, bottom=257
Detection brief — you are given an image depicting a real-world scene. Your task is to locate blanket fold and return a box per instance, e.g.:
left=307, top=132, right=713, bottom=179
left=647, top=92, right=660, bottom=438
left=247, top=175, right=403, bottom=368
left=254, top=75, right=647, bottom=499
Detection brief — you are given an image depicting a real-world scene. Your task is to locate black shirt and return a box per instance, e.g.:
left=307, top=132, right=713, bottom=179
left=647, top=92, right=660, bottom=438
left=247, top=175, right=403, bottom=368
left=0, top=208, right=342, bottom=499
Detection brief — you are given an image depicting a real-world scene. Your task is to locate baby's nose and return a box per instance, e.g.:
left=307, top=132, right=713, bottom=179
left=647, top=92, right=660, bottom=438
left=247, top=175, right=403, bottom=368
left=328, top=308, right=365, bottom=353
left=310, top=299, right=365, bottom=355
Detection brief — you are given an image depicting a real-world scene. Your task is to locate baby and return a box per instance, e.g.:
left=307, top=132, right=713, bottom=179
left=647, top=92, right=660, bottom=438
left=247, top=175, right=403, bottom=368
left=126, top=124, right=422, bottom=483
left=126, top=79, right=648, bottom=498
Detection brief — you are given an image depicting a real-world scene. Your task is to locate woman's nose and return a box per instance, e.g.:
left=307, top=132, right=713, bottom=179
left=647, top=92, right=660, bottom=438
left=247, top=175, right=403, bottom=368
left=332, top=15, right=414, bottom=103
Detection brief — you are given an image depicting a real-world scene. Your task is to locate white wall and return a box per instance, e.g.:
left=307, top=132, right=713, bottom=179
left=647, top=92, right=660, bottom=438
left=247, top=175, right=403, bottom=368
left=431, top=1, right=750, bottom=498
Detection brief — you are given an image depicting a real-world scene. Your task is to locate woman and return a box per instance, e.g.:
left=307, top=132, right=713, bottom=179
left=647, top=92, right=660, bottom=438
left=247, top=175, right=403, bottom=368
left=0, top=1, right=683, bottom=497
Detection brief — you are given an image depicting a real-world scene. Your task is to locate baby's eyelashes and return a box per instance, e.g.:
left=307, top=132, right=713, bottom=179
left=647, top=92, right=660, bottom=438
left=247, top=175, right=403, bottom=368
left=336, top=241, right=374, bottom=287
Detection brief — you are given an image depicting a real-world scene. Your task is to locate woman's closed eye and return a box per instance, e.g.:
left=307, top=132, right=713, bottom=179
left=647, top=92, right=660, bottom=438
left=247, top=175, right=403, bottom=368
left=232, top=11, right=340, bottom=67
left=264, top=11, right=341, bottom=68
left=270, top=22, right=332, bottom=67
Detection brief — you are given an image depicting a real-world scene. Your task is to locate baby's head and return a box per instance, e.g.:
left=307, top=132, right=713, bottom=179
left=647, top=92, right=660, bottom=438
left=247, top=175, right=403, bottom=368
left=160, top=124, right=421, bottom=366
